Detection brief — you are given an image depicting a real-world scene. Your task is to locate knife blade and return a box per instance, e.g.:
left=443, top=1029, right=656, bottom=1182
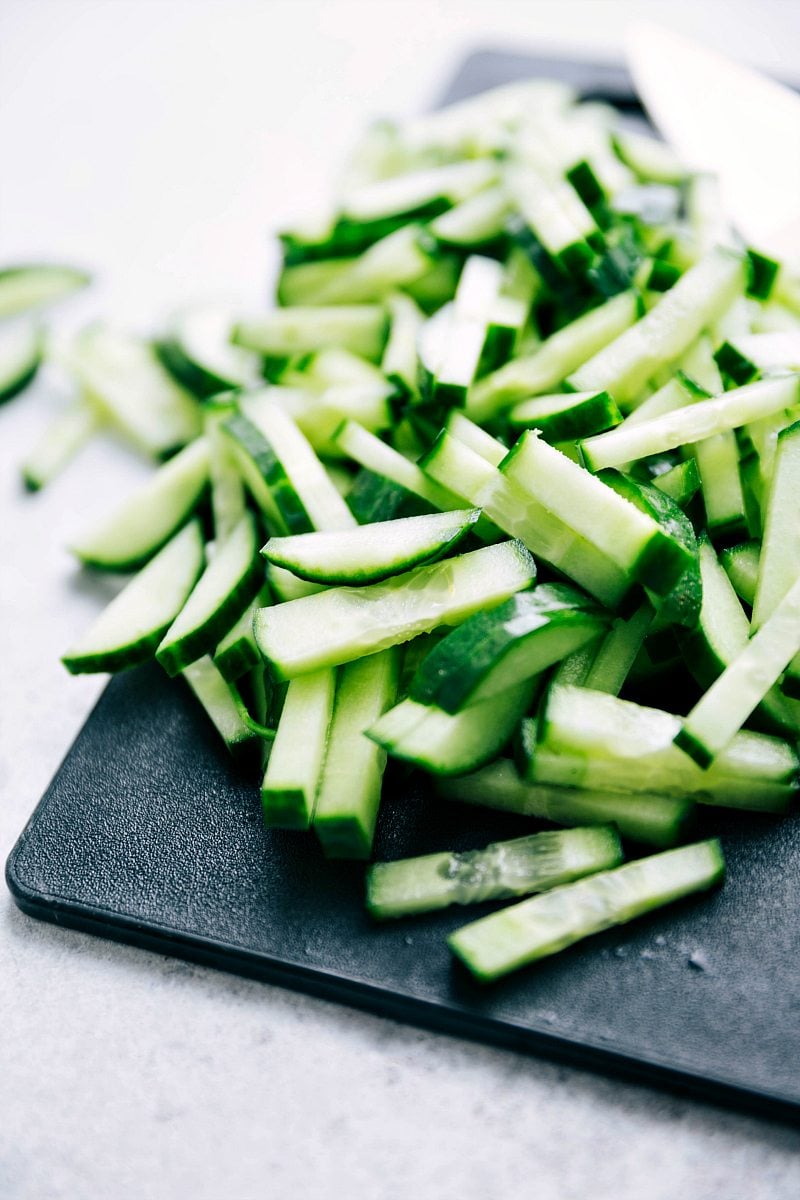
left=627, top=23, right=800, bottom=265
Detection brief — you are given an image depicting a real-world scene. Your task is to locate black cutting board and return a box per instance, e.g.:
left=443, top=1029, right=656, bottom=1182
left=7, top=52, right=800, bottom=1124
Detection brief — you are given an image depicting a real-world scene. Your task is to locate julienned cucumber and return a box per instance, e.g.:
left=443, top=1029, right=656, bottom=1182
left=261, top=668, right=337, bottom=829
left=157, top=511, right=263, bottom=676
left=0, top=264, right=89, bottom=317
left=263, top=508, right=480, bottom=585
left=448, top=840, right=724, bottom=982
left=63, top=521, right=205, bottom=674
left=366, top=825, right=623, bottom=919
left=254, top=540, right=536, bottom=680
left=0, top=322, right=42, bottom=404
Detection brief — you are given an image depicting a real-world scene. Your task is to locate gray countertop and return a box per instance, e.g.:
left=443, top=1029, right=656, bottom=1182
left=2, top=2, right=800, bottom=1196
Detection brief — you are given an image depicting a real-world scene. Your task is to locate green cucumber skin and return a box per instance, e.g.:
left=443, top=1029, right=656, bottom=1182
left=0, top=351, right=41, bottom=405
left=508, top=391, right=622, bottom=442
left=213, top=634, right=260, bottom=683
left=64, top=622, right=182, bottom=676
left=223, top=412, right=313, bottom=535
left=156, top=558, right=265, bottom=677
left=154, top=338, right=234, bottom=400
left=410, top=584, right=608, bottom=713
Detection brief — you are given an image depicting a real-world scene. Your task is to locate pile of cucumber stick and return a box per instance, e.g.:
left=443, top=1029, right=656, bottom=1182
left=8, top=78, right=800, bottom=982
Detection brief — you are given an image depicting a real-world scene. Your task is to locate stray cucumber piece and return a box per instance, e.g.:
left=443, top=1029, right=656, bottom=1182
left=70, top=436, right=210, bottom=570
left=366, top=679, right=536, bottom=776
left=652, top=458, right=701, bottom=508
left=366, top=825, right=623, bottom=919
left=62, top=521, right=204, bottom=674
left=410, top=584, right=608, bottom=712
left=335, top=419, right=464, bottom=513
left=155, top=305, right=261, bottom=398
left=439, top=760, right=695, bottom=848
left=67, top=325, right=201, bottom=457
left=583, top=600, right=654, bottom=695
left=22, top=399, right=101, bottom=491
left=0, top=264, right=89, bottom=318
left=263, top=508, right=479, bottom=585
left=261, top=668, right=337, bottom=829
left=0, top=322, right=42, bottom=403
left=721, top=540, right=760, bottom=606
left=156, top=512, right=264, bottom=676
left=314, top=648, right=399, bottom=858
left=255, top=540, right=536, bottom=680
left=448, top=840, right=725, bottom=982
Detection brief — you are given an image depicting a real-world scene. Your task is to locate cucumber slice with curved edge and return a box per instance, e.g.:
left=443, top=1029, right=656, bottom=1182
left=366, top=825, right=623, bottom=920
left=261, top=668, right=337, bottom=830
left=155, top=306, right=261, bottom=398
left=0, top=322, right=42, bottom=403
left=314, top=648, right=399, bottom=858
left=438, top=760, right=695, bottom=848
left=335, top=419, right=463, bottom=513
left=213, top=584, right=271, bottom=682
left=448, top=840, right=724, bottom=982
left=0, top=264, right=90, bottom=318
left=70, top=436, right=210, bottom=570
left=410, top=584, right=608, bottom=712
left=255, top=539, right=536, bottom=680
left=62, top=521, right=205, bottom=674
left=232, top=306, right=389, bottom=362
left=263, top=508, right=479, bottom=585
left=156, top=511, right=264, bottom=676
left=508, top=390, right=622, bottom=441
left=367, top=678, right=536, bottom=776
left=67, top=325, right=201, bottom=457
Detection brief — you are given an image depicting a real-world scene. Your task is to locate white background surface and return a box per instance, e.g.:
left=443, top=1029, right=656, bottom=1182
left=2, top=2, right=800, bottom=1197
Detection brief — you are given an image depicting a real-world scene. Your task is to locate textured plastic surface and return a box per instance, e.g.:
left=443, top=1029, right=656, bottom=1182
left=7, top=52, right=800, bottom=1122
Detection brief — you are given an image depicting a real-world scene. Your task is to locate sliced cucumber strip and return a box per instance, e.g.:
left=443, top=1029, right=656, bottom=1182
left=157, top=512, right=263, bottom=676
left=0, top=264, right=90, bottom=318
left=0, top=322, right=42, bottom=403
left=62, top=521, right=205, bottom=674
left=502, top=431, right=692, bottom=595
left=508, top=389, right=622, bottom=441
left=264, top=508, right=479, bottom=585
left=410, top=584, right=607, bottom=712
left=583, top=600, right=654, bottom=695
left=444, top=410, right=507, bottom=465
left=233, top=306, right=388, bottom=362
left=21, top=397, right=101, bottom=491
left=366, top=825, right=623, bottom=919
left=67, top=325, right=201, bottom=457
left=448, top=840, right=724, bottom=982
left=265, top=564, right=325, bottom=602
left=70, top=436, right=210, bottom=570
left=207, top=417, right=246, bottom=541
left=309, top=225, right=434, bottom=305
left=335, top=419, right=463, bottom=512
left=752, top=420, right=800, bottom=630
left=651, top=458, right=701, bottom=508
left=238, top=397, right=356, bottom=532
left=580, top=376, right=800, bottom=471
left=183, top=655, right=262, bottom=767
left=382, top=291, right=424, bottom=399
left=213, top=585, right=270, bottom=682
left=254, top=540, right=536, bottom=680
left=421, top=431, right=632, bottom=608
left=340, top=160, right=498, bottom=223
left=314, top=649, right=399, bottom=858
left=367, top=679, right=535, bottom=776
left=675, top=574, right=800, bottom=766
left=155, top=305, right=261, bottom=398
left=567, top=248, right=746, bottom=407
left=439, top=760, right=695, bottom=848
left=261, top=668, right=337, bottom=829
left=467, top=290, right=638, bottom=421
left=429, top=184, right=509, bottom=247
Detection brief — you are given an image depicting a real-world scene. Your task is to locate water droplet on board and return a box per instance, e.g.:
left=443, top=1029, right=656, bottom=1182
left=613, top=946, right=628, bottom=958
left=688, top=950, right=708, bottom=971
left=404, top=935, right=414, bottom=946
left=654, top=935, right=666, bottom=946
